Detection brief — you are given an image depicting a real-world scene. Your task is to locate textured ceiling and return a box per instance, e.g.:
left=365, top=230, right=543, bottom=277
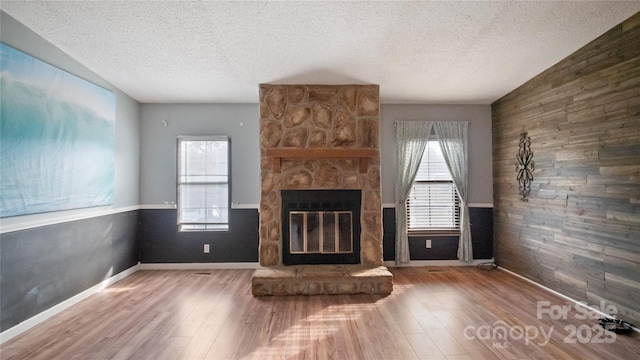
left=2, top=1, right=639, bottom=104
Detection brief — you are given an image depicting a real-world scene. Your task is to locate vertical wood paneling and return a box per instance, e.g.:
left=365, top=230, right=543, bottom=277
left=492, top=12, right=640, bottom=325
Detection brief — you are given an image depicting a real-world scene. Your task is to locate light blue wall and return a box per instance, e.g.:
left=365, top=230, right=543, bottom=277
left=139, top=103, right=260, bottom=206
left=138, top=103, right=493, bottom=206
left=379, top=104, right=493, bottom=205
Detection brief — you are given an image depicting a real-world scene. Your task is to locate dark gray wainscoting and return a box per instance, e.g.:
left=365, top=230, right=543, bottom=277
left=0, top=210, right=138, bottom=332
left=382, top=208, right=397, bottom=261
left=137, top=206, right=490, bottom=264
left=382, top=207, right=493, bottom=261
left=137, top=208, right=259, bottom=263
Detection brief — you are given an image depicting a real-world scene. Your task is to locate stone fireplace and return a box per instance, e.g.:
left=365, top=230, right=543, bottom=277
left=251, top=84, right=393, bottom=296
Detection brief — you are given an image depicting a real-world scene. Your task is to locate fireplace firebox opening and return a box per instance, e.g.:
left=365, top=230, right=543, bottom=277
left=282, top=190, right=361, bottom=265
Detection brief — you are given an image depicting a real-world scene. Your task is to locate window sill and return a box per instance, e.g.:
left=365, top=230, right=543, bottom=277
left=178, top=230, right=229, bottom=233
left=408, top=231, right=460, bottom=237
left=178, top=225, right=229, bottom=232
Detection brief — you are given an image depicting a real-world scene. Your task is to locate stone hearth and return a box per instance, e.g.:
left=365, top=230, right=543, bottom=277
left=252, top=84, right=392, bottom=296
left=252, top=265, right=392, bottom=296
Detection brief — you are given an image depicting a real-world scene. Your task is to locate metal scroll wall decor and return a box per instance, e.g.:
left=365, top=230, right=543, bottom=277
left=515, top=132, right=534, bottom=202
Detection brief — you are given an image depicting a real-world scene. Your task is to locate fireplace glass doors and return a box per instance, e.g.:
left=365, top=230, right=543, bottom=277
left=282, top=190, right=361, bottom=265
left=290, top=211, right=353, bottom=254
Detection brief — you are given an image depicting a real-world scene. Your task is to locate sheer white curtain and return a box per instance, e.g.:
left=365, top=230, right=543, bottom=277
left=433, top=122, right=472, bottom=262
left=395, top=121, right=433, bottom=265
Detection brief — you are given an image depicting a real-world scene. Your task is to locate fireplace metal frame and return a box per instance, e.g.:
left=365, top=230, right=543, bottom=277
left=281, top=190, right=361, bottom=265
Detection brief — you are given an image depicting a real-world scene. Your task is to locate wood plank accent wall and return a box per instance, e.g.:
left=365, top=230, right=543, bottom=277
left=492, top=12, right=640, bottom=325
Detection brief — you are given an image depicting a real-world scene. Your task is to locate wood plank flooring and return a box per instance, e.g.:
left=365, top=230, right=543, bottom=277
left=1, top=267, right=638, bottom=359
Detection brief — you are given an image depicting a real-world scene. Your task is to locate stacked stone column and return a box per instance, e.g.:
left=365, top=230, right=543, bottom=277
left=258, top=84, right=383, bottom=268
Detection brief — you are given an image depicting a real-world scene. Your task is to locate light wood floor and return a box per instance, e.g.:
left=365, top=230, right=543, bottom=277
left=2, top=267, right=638, bottom=360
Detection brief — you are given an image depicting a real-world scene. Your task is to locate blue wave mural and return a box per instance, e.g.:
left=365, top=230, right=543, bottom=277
left=1, top=43, right=115, bottom=217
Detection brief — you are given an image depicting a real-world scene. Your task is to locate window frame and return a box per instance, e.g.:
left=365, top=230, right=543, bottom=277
left=406, top=139, right=460, bottom=236
left=176, top=136, right=231, bottom=232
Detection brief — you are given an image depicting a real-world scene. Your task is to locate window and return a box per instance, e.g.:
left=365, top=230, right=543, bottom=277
left=177, top=136, right=229, bottom=231
left=407, top=139, right=460, bottom=235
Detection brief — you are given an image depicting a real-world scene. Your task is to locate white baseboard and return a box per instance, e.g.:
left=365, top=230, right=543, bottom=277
left=498, top=266, right=640, bottom=333
left=385, top=258, right=494, bottom=267
left=0, top=264, right=139, bottom=344
left=138, top=262, right=261, bottom=270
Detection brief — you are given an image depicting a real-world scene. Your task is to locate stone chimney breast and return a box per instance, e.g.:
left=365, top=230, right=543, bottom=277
left=253, top=84, right=392, bottom=296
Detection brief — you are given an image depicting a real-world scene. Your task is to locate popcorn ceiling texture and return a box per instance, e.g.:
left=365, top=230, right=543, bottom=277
left=2, top=2, right=639, bottom=103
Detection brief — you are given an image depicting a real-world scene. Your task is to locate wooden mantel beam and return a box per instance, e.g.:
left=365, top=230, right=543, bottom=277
left=265, top=148, right=378, bottom=174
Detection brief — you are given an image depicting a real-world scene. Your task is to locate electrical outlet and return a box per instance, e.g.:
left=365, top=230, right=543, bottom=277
left=425, top=240, right=432, bottom=249
left=204, top=244, right=210, bottom=253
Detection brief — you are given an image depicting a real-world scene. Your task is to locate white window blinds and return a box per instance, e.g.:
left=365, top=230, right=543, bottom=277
left=177, top=136, right=229, bottom=231
left=407, top=140, right=460, bottom=234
